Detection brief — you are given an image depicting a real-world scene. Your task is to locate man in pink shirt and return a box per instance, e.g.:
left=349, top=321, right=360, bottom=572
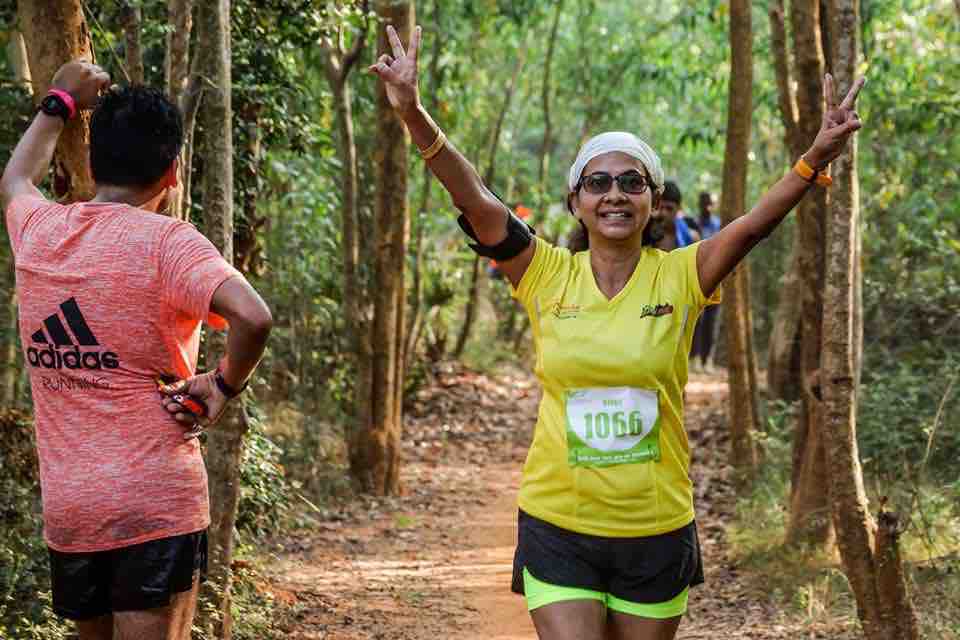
left=1, top=61, right=272, bottom=639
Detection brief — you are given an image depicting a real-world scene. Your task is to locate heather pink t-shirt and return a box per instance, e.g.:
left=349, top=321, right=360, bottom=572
left=6, top=194, right=241, bottom=553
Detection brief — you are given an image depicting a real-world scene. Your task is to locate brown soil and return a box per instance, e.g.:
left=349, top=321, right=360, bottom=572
left=268, top=363, right=853, bottom=639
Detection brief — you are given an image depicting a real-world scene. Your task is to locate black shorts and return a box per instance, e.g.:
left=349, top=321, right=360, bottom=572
left=48, top=529, right=208, bottom=620
left=511, top=510, right=704, bottom=604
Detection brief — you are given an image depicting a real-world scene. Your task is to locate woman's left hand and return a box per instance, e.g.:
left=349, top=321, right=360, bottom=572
left=805, top=74, right=866, bottom=168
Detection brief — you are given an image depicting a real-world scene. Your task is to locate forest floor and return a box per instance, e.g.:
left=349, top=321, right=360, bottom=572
left=265, top=362, right=859, bottom=639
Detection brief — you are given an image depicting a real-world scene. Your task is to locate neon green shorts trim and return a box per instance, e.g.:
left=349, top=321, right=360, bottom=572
left=522, top=568, right=689, bottom=619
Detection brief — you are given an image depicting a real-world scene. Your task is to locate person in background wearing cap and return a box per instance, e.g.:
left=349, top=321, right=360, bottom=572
left=1, top=61, right=272, bottom=639
left=370, top=24, right=864, bottom=640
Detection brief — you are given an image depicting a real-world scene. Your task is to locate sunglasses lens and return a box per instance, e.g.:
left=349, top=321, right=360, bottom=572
left=619, top=172, right=647, bottom=193
left=583, top=174, right=613, bottom=194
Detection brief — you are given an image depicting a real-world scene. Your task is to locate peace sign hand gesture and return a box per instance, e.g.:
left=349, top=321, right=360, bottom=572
left=369, top=24, right=422, bottom=117
left=805, top=74, right=866, bottom=168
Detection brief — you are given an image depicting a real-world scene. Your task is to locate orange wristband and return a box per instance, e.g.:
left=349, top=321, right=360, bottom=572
left=793, top=156, right=832, bottom=187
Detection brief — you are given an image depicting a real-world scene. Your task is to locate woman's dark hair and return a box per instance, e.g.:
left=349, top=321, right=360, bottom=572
left=89, top=86, right=183, bottom=187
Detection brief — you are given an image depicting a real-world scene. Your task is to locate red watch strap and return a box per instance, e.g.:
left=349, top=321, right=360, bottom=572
left=47, top=89, right=77, bottom=120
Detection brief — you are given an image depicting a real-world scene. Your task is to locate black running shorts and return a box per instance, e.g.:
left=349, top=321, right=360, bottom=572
left=511, top=510, right=704, bottom=604
left=48, top=529, right=207, bottom=620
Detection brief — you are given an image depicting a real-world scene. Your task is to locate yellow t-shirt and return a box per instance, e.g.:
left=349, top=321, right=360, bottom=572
left=512, top=237, right=719, bottom=538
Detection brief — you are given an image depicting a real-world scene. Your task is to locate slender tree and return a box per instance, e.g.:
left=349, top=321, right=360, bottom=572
left=193, top=1, right=243, bottom=637
left=165, top=0, right=191, bottom=102
left=349, top=0, right=415, bottom=494
left=1, top=31, right=30, bottom=406
left=766, top=0, right=803, bottom=401
left=405, top=0, right=443, bottom=368
left=536, top=0, right=564, bottom=210
left=821, top=1, right=920, bottom=635
left=453, top=43, right=527, bottom=358
left=781, top=0, right=834, bottom=548
left=119, top=1, right=144, bottom=84
left=719, top=0, right=760, bottom=479
left=319, top=1, right=371, bottom=453
left=5, top=29, right=32, bottom=93
left=165, top=0, right=195, bottom=220
left=16, top=0, right=96, bottom=202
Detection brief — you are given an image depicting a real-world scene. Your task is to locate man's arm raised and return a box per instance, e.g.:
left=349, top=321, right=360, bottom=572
left=1, top=61, right=109, bottom=210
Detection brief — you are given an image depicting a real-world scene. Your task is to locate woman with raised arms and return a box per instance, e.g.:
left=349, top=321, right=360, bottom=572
left=370, top=24, right=864, bottom=640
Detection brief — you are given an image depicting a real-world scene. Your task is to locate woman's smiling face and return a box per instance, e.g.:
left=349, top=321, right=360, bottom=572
left=570, top=152, right=657, bottom=244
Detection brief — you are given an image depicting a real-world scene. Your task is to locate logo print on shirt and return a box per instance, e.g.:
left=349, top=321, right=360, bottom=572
left=26, top=298, right=120, bottom=370
left=551, top=303, right=581, bottom=320
left=639, top=303, right=674, bottom=319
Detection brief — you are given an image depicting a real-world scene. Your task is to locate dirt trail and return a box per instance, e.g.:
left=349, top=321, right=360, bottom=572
left=269, top=364, right=846, bottom=639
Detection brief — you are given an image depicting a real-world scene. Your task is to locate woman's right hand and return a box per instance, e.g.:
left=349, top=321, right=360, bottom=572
left=369, top=24, right=422, bottom=117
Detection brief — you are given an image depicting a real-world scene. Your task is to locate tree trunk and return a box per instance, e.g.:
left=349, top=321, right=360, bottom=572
left=17, top=0, right=96, bottom=202
left=165, top=0, right=194, bottom=221
left=165, top=0, right=192, bottom=104
left=349, top=0, right=414, bottom=495
left=6, top=30, right=33, bottom=94
left=404, top=0, right=443, bottom=369
left=875, top=513, right=921, bottom=639
left=822, top=1, right=920, bottom=636
left=193, top=1, right=242, bottom=637
left=766, top=0, right=803, bottom=401
left=534, top=0, right=564, bottom=220
left=453, top=255, right=482, bottom=359
left=2, top=32, right=30, bottom=406
left=235, top=105, right=264, bottom=275
left=119, top=2, right=144, bottom=84
left=767, top=242, right=803, bottom=400
left=784, top=0, right=834, bottom=548
left=719, top=0, right=759, bottom=481
left=453, top=45, right=527, bottom=358
left=329, top=74, right=369, bottom=401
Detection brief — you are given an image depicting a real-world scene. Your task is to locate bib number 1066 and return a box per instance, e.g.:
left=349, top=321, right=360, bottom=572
left=583, top=411, right=643, bottom=439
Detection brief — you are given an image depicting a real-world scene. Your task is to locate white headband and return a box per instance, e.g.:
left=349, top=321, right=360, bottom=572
left=568, top=131, right=664, bottom=196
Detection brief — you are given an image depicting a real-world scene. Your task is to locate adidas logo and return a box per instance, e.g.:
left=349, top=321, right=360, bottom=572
left=26, top=298, right=120, bottom=370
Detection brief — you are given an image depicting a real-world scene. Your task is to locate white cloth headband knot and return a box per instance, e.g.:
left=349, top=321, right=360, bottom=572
left=568, top=131, right=664, bottom=196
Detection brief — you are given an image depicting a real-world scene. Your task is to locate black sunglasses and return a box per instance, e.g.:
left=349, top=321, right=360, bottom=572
left=576, top=170, right=651, bottom=195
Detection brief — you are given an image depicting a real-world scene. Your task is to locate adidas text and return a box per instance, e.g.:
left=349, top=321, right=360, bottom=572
left=26, top=345, right=120, bottom=370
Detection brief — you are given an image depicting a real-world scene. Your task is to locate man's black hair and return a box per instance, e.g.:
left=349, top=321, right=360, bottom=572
left=89, top=86, right=183, bottom=187
left=662, top=180, right=682, bottom=205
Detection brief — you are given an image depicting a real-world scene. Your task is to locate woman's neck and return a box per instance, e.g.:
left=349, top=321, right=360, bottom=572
left=588, top=240, right=643, bottom=300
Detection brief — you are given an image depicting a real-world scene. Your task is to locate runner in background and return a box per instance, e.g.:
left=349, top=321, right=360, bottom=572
left=370, top=24, right=863, bottom=640
left=655, top=180, right=700, bottom=252
left=1, top=61, right=272, bottom=640
left=691, top=192, right=723, bottom=372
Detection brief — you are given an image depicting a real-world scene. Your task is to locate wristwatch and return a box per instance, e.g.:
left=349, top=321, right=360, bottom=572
left=38, top=90, right=76, bottom=124
left=215, top=368, right=247, bottom=398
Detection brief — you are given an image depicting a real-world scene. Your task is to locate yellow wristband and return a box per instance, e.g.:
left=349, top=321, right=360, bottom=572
left=420, top=128, right=447, bottom=161
left=793, top=156, right=832, bottom=187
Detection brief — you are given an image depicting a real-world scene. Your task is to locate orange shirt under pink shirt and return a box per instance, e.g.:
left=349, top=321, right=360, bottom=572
left=6, top=195, right=241, bottom=553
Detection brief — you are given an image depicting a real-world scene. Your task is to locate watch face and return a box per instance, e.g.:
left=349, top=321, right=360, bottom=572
left=40, top=94, right=69, bottom=120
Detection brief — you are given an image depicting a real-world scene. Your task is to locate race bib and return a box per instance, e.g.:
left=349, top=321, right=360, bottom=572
left=565, top=386, right=661, bottom=467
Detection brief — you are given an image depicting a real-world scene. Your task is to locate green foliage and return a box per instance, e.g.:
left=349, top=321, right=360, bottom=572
left=236, top=406, right=292, bottom=538
left=0, top=411, right=70, bottom=639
